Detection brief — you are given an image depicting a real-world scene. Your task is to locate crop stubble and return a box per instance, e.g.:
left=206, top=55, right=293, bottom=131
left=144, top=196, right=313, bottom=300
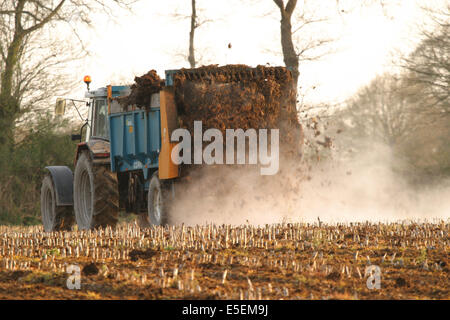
left=0, top=221, right=448, bottom=299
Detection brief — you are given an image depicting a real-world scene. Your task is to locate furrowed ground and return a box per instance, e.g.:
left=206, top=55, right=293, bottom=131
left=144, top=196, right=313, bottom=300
left=0, top=221, right=448, bottom=299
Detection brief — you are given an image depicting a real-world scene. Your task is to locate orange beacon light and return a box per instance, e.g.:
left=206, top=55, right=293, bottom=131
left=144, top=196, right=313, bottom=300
left=84, top=75, right=92, bottom=91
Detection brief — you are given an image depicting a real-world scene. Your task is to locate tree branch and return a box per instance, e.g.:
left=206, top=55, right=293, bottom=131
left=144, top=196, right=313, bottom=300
left=285, top=0, right=298, bottom=15
left=273, top=0, right=284, bottom=11
left=23, top=0, right=65, bottom=35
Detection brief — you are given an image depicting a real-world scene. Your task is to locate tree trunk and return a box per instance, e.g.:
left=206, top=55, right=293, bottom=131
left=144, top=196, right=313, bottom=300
left=280, top=14, right=299, bottom=89
left=0, top=36, right=23, bottom=146
left=273, top=0, right=299, bottom=92
left=188, top=0, right=196, bottom=68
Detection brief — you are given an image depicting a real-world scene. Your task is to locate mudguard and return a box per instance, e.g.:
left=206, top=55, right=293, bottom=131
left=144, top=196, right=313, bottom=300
left=74, top=139, right=111, bottom=167
left=45, top=166, right=74, bottom=206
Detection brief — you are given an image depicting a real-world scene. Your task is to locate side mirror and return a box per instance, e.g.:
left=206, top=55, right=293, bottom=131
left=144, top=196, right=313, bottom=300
left=55, top=98, right=66, bottom=115
left=71, top=134, right=82, bottom=141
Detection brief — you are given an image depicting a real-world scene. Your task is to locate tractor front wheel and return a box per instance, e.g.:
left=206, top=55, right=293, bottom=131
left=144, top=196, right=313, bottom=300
left=40, top=175, right=74, bottom=232
left=73, top=151, right=119, bottom=230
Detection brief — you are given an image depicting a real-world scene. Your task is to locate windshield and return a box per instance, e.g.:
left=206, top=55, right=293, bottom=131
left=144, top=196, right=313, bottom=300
left=92, top=99, right=109, bottom=139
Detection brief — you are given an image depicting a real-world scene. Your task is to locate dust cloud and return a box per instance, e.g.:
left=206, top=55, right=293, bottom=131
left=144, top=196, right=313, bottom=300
left=169, top=142, right=450, bottom=226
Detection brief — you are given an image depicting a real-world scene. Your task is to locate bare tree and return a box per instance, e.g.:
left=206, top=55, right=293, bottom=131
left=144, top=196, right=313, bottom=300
left=272, top=0, right=300, bottom=87
left=343, top=74, right=422, bottom=148
left=402, top=4, right=449, bottom=114
left=270, top=0, right=400, bottom=95
left=269, top=0, right=350, bottom=91
left=334, top=72, right=449, bottom=179
left=171, top=0, right=212, bottom=68
left=0, top=0, right=133, bottom=146
left=188, top=0, right=197, bottom=68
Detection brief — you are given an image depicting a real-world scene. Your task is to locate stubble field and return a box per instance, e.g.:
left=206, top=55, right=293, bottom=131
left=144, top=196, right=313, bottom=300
left=0, top=221, right=448, bottom=300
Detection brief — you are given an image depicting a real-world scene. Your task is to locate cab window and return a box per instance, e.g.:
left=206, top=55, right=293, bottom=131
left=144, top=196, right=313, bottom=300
left=92, top=99, right=109, bottom=139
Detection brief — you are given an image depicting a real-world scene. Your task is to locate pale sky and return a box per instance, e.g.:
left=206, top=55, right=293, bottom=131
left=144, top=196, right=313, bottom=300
left=74, top=0, right=443, bottom=106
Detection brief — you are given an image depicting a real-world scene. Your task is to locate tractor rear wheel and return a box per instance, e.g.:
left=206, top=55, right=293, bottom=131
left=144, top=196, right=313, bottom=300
left=138, top=172, right=170, bottom=228
left=40, top=175, right=75, bottom=232
left=73, top=151, right=119, bottom=229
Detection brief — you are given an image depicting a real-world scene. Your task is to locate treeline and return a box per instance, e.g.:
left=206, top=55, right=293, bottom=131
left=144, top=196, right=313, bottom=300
left=332, top=6, right=449, bottom=183
left=0, top=114, right=76, bottom=225
left=0, top=1, right=133, bottom=225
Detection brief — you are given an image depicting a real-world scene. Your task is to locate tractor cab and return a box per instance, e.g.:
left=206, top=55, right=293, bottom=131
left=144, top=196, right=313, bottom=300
left=84, top=84, right=130, bottom=142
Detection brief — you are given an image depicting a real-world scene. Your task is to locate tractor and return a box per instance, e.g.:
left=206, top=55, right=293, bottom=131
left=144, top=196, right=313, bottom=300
left=41, top=73, right=180, bottom=232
